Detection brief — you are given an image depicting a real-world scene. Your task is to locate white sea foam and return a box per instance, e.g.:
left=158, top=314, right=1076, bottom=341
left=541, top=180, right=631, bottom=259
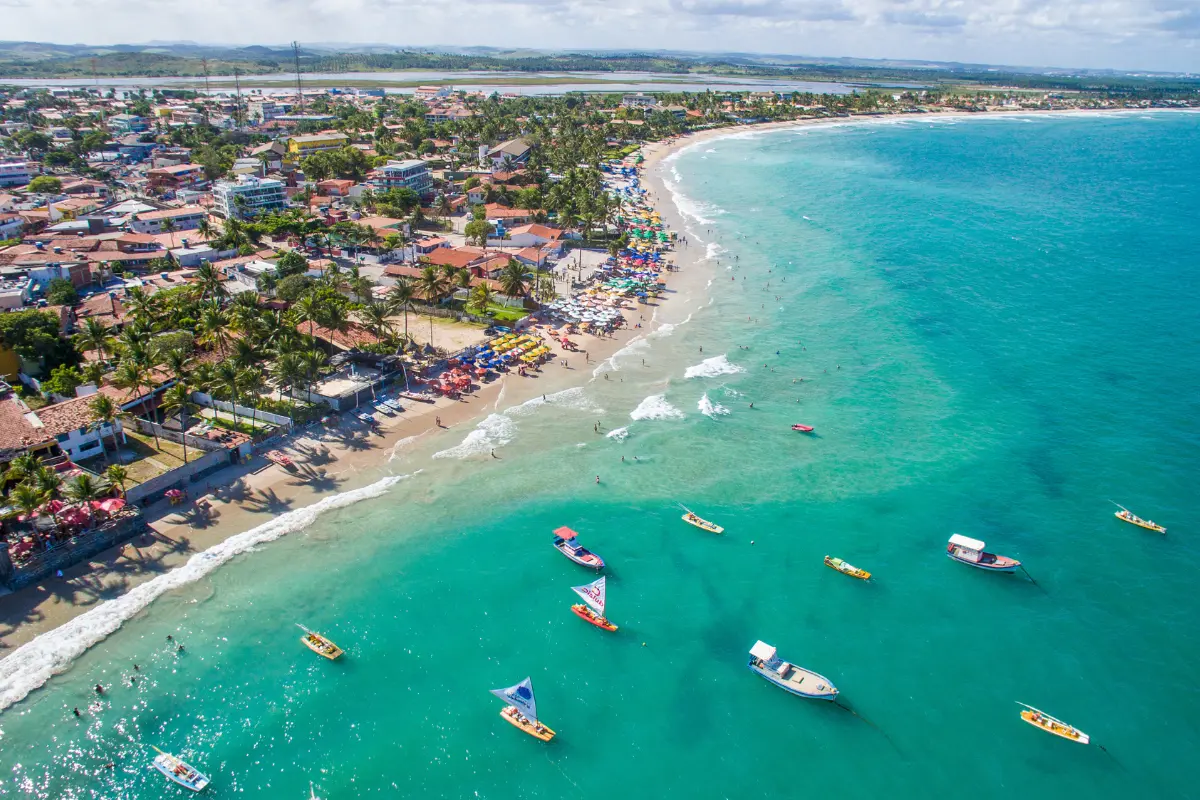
left=605, top=426, right=630, bottom=442
left=0, top=474, right=411, bottom=712
left=505, top=386, right=604, bottom=417
left=705, top=148, right=717, bottom=153
left=722, top=386, right=743, bottom=398
left=703, top=242, right=728, bottom=261
left=698, top=393, right=731, bottom=418
left=684, top=354, right=746, bottom=380
left=432, top=414, right=517, bottom=459
left=630, top=394, right=685, bottom=422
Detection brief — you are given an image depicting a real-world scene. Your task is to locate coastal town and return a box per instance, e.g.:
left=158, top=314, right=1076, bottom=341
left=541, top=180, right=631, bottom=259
left=0, top=77, right=1195, bottom=612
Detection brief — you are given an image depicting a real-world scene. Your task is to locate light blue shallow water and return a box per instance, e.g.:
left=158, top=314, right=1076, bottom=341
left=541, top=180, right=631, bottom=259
left=1, top=111, right=1198, bottom=799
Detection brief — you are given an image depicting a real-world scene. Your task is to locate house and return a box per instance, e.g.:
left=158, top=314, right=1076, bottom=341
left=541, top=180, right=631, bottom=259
left=621, top=93, right=658, bottom=109
left=483, top=203, right=534, bottom=224
left=503, top=223, right=564, bottom=249
left=316, top=179, right=354, bottom=197
left=128, top=205, right=207, bottom=234
left=0, top=276, right=32, bottom=310
left=247, top=100, right=286, bottom=122
left=0, top=160, right=33, bottom=188
left=116, top=136, right=157, bottom=163
left=286, top=132, right=349, bottom=162
left=212, top=175, right=288, bottom=219
left=248, top=141, right=286, bottom=172
left=485, top=138, right=531, bottom=169
left=367, top=159, right=433, bottom=196
left=146, top=163, right=208, bottom=192
left=0, top=213, right=23, bottom=240
left=30, top=390, right=126, bottom=462
left=107, top=114, right=149, bottom=134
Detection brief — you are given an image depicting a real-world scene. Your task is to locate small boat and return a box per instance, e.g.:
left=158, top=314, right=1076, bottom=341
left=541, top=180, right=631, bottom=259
left=356, top=412, right=375, bottom=424
left=571, top=576, right=618, bottom=631
left=296, top=623, right=343, bottom=660
left=552, top=526, right=605, bottom=570
left=150, top=746, right=210, bottom=792
left=491, top=677, right=556, bottom=742
left=265, top=450, right=294, bottom=469
left=680, top=505, right=724, bottom=534
left=791, top=424, right=814, bottom=433
left=1018, top=703, right=1090, bottom=744
left=384, top=398, right=404, bottom=412
left=373, top=401, right=394, bottom=416
left=824, top=555, right=871, bottom=580
left=946, top=534, right=1020, bottom=573
left=1114, top=505, right=1166, bottom=534
left=747, top=641, right=838, bottom=700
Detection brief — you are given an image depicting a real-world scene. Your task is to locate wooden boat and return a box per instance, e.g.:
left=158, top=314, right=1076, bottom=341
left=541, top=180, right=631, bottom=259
left=1114, top=505, right=1166, bottom=534
left=571, top=576, right=618, bottom=631
left=373, top=401, right=395, bottom=416
left=356, top=411, right=375, bottom=424
left=296, top=624, right=343, bottom=660
left=946, top=534, right=1020, bottom=573
left=680, top=506, right=724, bottom=534
left=824, top=555, right=870, bottom=580
left=265, top=450, right=294, bottom=469
left=1018, top=703, right=1090, bottom=744
left=491, top=678, right=556, bottom=741
left=747, top=640, right=838, bottom=700
left=791, top=424, right=814, bottom=433
left=383, top=398, right=404, bottom=412
left=150, top=746, right=210, bottom=792
left=552, top=526, right=605, bottom=570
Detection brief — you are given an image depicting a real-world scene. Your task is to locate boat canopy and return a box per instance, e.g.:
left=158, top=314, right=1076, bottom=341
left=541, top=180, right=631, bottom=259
left=949, top=533, right=985, bottom=550
left=749, top=641, right=777, bottom=661
left=553, top=526, right=579, bottom=540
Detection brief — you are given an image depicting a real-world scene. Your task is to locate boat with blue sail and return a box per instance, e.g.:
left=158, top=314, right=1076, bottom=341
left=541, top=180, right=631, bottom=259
left=747, top=640, right=838, bottom=701
left=491, top=677, right=556, bottom=741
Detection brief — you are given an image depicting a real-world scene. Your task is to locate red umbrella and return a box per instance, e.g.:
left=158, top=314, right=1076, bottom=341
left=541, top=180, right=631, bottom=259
left=95, top=498, right=127, bottom=514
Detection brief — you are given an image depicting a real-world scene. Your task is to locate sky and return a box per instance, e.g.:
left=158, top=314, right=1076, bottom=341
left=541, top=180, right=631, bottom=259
left=3, top=0, right=1199, bottom=73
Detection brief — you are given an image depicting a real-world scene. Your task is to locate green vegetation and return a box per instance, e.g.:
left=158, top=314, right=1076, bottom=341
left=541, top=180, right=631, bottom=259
left=45, top=278, right=78, bottom=306
left=26, top=175, right=61, bottom=193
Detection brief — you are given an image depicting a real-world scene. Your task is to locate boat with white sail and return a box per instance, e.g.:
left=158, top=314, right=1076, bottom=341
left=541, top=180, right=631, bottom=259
left=571, top=576, right=617, bottom=631
left=1018, top=703, right=1090, bottom=744
left=491, top=677, right=556, bottom=741
left=946, top=534, right=1020, bottom=573
left=150, top=746, right=210, bottom=792
left=747, top=640, right=838, bottom=701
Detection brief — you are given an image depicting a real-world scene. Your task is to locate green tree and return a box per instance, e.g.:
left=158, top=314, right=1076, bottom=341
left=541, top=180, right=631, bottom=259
left=111, top=359, right=159, bottom=450
left=75, top=318, right=113, bottom=362
left=86, top=393, right=122, bottom=466
left=0, top=309, right=76, bottom=371
left=386, top=278, right=416, bottom=342
left=464, top=218, right=490, bottom=246
left=467, top=283, right=495, bottom=317
left=275, top=250, right=309, bottom=278
left=41, top=364, right=84, bottom=397
left=160, top=383, right=198, bottom=464
left=46, top=278, right=79, bottom=305
left=498, top=260, right=528, bottom=300
left=417, top=266, right=446, bottom=345
left=276, top=274, right=315, bottom=302
left=27, top=175, right=62, bottom=194
left=63, top=473, right=111, bottom=528
left=213, top=361, right=243, bottom=431
left=104, top=464, right=129, bottom=499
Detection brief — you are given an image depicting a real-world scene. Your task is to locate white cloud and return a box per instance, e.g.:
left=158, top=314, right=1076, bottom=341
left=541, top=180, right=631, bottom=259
left=2, top=0, right=1197, bottom=72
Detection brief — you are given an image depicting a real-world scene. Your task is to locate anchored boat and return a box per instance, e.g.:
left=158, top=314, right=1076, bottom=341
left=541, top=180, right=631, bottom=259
left=1018, top=703, right=1090, bottom=744
left=680, top=505, right=724, bottom=534
left=1114, top=505, right=1166, bottom=534
left=946, top=534, right=1020, bottom=573
left=150, top=746, right=210, bottom=792
left=824, top=555, right=871, bottom=580
left=571, top=576, right=617, bottom=631
left=491, top=677, right=556, bottom=742
left=791, top=424, right=814, bottom=433
left=296, top=624, right=344, bottom=660
left=552, top=526, right=605, bottom=570
left=747, top=640, right=838, bottom=701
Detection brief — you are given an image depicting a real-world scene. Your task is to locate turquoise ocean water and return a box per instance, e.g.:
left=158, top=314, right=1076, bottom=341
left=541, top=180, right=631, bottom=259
left=2, top=112, right=1198, bottom=799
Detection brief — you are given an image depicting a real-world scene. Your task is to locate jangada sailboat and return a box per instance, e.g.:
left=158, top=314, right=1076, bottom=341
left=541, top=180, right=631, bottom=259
left=296, top=623, right=344, bottom=660
left=1017, top=703, right=1091, bottom=744
left=150, top=746, right=210, bottom=792
left=491, top=677, right=556, bottom=742
left=571, top=576, right=618, bottom=631
left=1114, top=504, right=1166, bottom=534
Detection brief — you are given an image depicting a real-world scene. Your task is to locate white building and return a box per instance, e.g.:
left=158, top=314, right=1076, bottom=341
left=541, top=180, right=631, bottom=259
left=33, top=391, right=126, bottom=463
left=0, top=160, right=32, bottom=188
left=367, top=159, right=433, bottom=195
left=128, top=205, right=207, bottom=234
left=212, top=175, right=288, bottom=220
left=0, top=277, right=32, bottom=310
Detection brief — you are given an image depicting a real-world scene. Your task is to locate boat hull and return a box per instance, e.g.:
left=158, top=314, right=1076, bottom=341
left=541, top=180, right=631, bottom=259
left=1115, top=511, right=1165, bottom=533
left=571, top=604, right=618, bottom=631
left=946, top=550, right=1020, bottom=573
left=791, top=425, right=814, bottom=433
left=300, top=635, right=343, bottom=660
left=681, top=514, right=724, bottom=534
left=553, top=539, right=605, bottom=570
left=1020, top=711, right=1090, bottom=744
left=747, top=659, right=838, bottom=700
left=153, top=755, right=210, bottom=791
left=824, top=556, right=870, bottom=580
left=499, top=707, right=556, bottom=741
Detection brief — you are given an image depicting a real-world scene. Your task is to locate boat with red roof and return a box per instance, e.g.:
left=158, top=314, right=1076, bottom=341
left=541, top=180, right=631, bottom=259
left=946, top=534, right=1020, bottom=573
left=552, top=526, right=605, bottom=570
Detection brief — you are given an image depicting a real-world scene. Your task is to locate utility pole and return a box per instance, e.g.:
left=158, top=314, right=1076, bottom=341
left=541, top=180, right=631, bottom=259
left=233, top=67, right=243, bottom=130
left=292, top=41, right=304, bottom=113
left=90, top=58, right=99, bottom=89
left=201, top=58, right=211, bottom=123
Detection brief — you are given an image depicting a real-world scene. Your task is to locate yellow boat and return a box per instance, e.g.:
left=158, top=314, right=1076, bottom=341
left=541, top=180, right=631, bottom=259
left=1114, top=506, right=1166, bottom=534
left=824, top=555, right=871, bottom=580
left=492, top=678, right=555, bottom=742
left=296, top=624, right=343, bottom=660
left=680, top=506, right=724, bottom=534
left=1018, top=703, right=1090, bottom=744
left=499, top=706, right=556, bottom=741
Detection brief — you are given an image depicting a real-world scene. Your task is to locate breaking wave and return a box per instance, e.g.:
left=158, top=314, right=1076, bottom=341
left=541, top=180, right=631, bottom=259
left=698, top=393, right=731, bottom=418
left=432, top=414, right=516, bottom=459
left=0, top=474, right=412, bottom=712
left=605, top=426, right=630, bottom=442
left=630, top=394, right=685, bottom=422
left=684, top=355, right=746, bottom=380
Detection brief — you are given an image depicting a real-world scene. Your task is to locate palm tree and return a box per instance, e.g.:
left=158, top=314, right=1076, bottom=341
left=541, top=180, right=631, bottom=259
left=417, top=266, right=446, bottom=345
left=9, top=483, right=42, bottom=523
left=64, top=473, right=111, bottom=529
left=193, top=261, right=226, bottom=301
left=301, top=349, right=326, bottom=403
left=87, top=393, right=122, bottom=466
left=111, top=359, right=159, bottom=450
left=160, top=383, right=198, bottom=464
left=436, top=193, right=452, bottom=220
left=214, top=361, right=242, bottom=431
left=160, top=348, right=192, bottom=386
left=76, top=318, right=113, bottom=363
left=386, top=278, right=415, bottom=343
left=467, top=283, right=494, bottom=317
left=196, top=217, right=216, bottom=242
left=161, top=216, right=178, bottom=249
left=198, top=303, right=231, bottom=355
left=231, top=338, right=260, bottom=371
left=270, top=351, right=305, bottom=410
left=498, top=260, right=528, bottom=300
left=4, top=453, right=42, bottom=489
left=32, top=467, right=63, bottom=512
left=238, top=367, right=266, bottom=431
left=359, top=301, right=393, bottom=344
left=294, top=293, right=323, bottom=338
left=104, top=464, right=129, bottom=498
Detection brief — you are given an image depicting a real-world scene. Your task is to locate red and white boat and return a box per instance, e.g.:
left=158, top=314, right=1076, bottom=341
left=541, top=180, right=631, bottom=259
left=791, top=424, right=814, bottom=433
left=552, top=526, right=605, bottom=570
left=946, top=534, right=1020, bottom=573
left=570, top=576, right=617, bottom=631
